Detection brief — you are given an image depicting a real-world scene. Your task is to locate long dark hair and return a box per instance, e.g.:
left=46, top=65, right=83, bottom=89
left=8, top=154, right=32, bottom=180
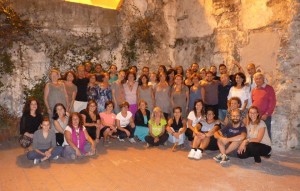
left=85, top=100, right=98, bottom=116
left=23, top=97, right=41, bottom=116
left=52, top=103, right=66, bottom=120
left=193, top=99, right=205, bottom=117
left=234, top=72, right=246, bottom=87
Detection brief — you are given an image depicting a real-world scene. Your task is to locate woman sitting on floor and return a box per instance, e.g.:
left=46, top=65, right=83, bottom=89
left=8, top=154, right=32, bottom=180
left=188, top=108, right=220, bottom=160
left=237, top=106, right=272, bottom=163
left=116, top=101, right=136, bottom=143
left=145, top=107, right=169, bottom=147
left=99, top=101, right=117, bottom=145
left=134, top=100, right=151, bottom=142
left=53, top=103, right=69, bottom=146
left=63, top=112, right=96, bottom=160
left=166, top=106, right=187, bottom=151
left=27, top=117, right=63, bottom=164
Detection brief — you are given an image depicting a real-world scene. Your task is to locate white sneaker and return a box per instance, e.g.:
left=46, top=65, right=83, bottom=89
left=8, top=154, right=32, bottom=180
left=118, top=137, right=125, bottom=142
left=194, top=149, right=202, bottom=160
left=71, top=154, right=76, bottom=160
left=53, top=156, right=59, bottom=160
left=188, top=149, right=196, bottom=159
left=33, top=159, right=41, bottom=165
left=129, top=138, right=136, bottom=143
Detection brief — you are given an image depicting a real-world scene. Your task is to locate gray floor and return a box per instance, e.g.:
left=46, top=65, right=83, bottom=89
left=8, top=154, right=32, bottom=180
left=0, top=138, right=299, bottom=191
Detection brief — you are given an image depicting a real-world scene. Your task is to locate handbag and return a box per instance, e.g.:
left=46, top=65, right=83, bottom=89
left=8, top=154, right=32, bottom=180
left=19, top=135, right=33, bottom=148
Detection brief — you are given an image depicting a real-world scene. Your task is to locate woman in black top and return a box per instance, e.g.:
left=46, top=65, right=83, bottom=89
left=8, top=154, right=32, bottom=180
left=19, top=97, right=43, bottom=148
left=134, top=100, right=151, bottom=142
left=80, top=100, right=101, bottom=141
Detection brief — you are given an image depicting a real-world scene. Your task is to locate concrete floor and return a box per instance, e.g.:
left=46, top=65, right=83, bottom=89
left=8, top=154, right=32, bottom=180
left=0, top=139, right=299, bottom=191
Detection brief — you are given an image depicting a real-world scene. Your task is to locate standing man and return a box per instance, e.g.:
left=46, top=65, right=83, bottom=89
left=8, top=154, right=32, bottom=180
left=218, top=74, right=232, bottom=121
left=191, top=63, right=199, bottom=74
left=73, top=65, right=89, bottom=112
left=213, top=109, right=247, bottom=165
left=252, top=72, right=276, bottom=139
left=201, top=71, right=219, bottom=119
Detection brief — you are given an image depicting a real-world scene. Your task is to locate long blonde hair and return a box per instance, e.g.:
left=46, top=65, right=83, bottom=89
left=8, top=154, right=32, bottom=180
left=149, top=107, right=165, bottom=124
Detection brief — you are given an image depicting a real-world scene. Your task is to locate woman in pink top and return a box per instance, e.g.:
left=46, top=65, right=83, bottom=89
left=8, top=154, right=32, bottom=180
left=99, top=101, right=117, bottom=145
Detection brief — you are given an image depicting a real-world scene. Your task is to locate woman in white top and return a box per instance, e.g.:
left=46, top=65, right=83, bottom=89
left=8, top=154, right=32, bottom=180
left=188, top=108, right=220, bottom=160
left=62, top=112, right=95, bottom=160
left=123, top=71, right=139, bottom=117
left=227, top=72, right=250, bottom=112
left=116, top=101, right=136, bottom=143
left=53, top=103, right=69, bottom=146
left=237, top=106, right=272, bottom=163
left=185, top=99, right=206, bottom=143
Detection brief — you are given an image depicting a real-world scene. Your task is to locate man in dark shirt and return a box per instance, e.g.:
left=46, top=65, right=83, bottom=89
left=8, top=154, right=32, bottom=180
left=73, top=65, right=89, bottom=112
left=218, top=74, right=232, bottom=121
left=213, top=109, right=246, bottom=166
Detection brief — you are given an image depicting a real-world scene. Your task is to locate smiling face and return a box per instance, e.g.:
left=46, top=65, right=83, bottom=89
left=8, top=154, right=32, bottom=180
left=254, top=74, right=264, bottom=88
left=174, top=75, right=183, bottom=85
left=118, top=71, right=125, bottom=81
left=50, top=71, right=59, bottom=82
left=230, top=110, right=241, bottom=125
left=195, top=101, right=203, bottom=112
left=41, top=120, right=50, bottom=131
left=139, top=101, right=147, bottom=110
left=56, top=105, right=66, bottom=117
left=66, top=72, right=74, bottom=82
left=106, top=103, right=114, bottom=113
left=206, top=110, right=215, bottom=120
left=89, top=75, right=96, bottom=83
left=88, top=102, right=97, bottom=112
left=127, top=73, right=135, bottom=82
left=30, top=100, right=38, bottom=112
left=230, top=99, right=240, bottom=110
left=235, top=74, right=244, bottom=85
left=72, top=114, right=80, bottom=127
left=173, top=108, right=182, bottom=118
left=248, top=108, right=259, bottom=122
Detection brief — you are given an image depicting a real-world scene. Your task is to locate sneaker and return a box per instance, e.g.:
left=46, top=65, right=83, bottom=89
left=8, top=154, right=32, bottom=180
left=53, top=155, right=59, bottom=160
left=129, top=138, right=136, bottom=143
left=33, top=158, right=41, bottom=165
left=145, top=143, right=150, bottom=148
left=220, top=154, right=230, bottom=166
left=188, top=149, right=196, bottom=159
left=118, top=137, right=125, bottom=142
left=213, top=153, right=223, bottom=162
left=193, top=149, right=202, bottom=160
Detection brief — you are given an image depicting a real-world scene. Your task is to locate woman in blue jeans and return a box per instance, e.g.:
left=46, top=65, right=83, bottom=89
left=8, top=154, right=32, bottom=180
left=27, top=117, right=63, bottom=164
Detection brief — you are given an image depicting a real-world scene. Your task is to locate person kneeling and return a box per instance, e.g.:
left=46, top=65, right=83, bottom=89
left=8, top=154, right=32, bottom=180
left=145, top=107, right=169, bottom=147
left=116, top=102, right=136, bottom=143
left=62, top=112, right=96, bottom=160
left=213, top=109, right=246, bottom=166
left=188, top=108, right=220, bottom=159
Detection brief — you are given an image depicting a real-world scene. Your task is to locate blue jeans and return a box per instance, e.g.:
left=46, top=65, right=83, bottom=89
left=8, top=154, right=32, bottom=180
left=27, top=146, right=63, bottom=160
left=62, top=142, right=92, bottom=159
left=264, top=116, right=272, bottom=140
left=218, top=109, right=227, bottom=121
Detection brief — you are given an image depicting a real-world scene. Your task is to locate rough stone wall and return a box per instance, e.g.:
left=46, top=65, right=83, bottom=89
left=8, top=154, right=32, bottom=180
left=0, top=0, right=299, bottom=149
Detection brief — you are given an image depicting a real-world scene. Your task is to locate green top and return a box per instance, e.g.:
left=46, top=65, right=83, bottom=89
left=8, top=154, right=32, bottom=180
left=149, top=118, right=167, bottom=136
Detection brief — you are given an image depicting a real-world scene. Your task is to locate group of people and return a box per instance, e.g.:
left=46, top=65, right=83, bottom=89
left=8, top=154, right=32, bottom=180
left=19, top=61, right=276, bottom=165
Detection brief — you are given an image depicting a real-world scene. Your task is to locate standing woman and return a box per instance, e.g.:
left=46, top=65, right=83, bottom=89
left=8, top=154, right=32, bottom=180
left=27, top=117, right=63, bottom=164
left=111, top=70, right=126, bottom=114
left=137, top=74, right=154, bottom=112
left=148, top=72, right=158, bottom=88
left=87, top=74, right=99, bottom=102
left=63, top=71, right=77, bottom=113
left=188, top=73, right=202, bottom=112
left=97, top=72, right=112, bottom=113
left=166, top=107, right=187, bottom=151
left=108, top=64, right=118, bottom=84
left=63, top=112, right=96, bottom=159
left=123, top=71, right=139, bottom=116
left=44, top=69, right=68, bottom=117
left=134, top=100, right=151, bottom=142
left=116, top=102, right=136, bottom=143
left=167, top=68, right=176, bottom=87
left=175, top=65, right=184, bottom=77
left=53, top=103, right=69, bottom=146
left=237, top=106, right=272, bottom=163
left=199, top=68, right=207, bottom=86
left=184, top=69, right=193, bottom=89
left=171, top=74, right=189, bottom=118
left=154, top=72, right=171, bottom=119
left=185, top=99, right=206, bottom=144
left=99, top=101, right=117, bottom=144
left=80, top=100, right=101, bottom=141
left=157, top=65, right=167, bottom=75
left=19, top=98, right=43, bottom=148
left=227, top=72, right=250, bottom=112
left=145, top=107, right=169, bottom=147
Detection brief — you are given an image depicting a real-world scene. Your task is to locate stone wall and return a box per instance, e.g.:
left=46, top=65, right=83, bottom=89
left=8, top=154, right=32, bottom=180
left=0, top=0, right=299, bottom=149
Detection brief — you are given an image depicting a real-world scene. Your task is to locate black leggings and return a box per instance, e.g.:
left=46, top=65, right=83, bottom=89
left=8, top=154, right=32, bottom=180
left=56, top=133, right=64, bottom=146
left=145, top=132, right=169, bottom=146
left=237, top=142, right=271, bottom=163
left=117, top=125, right=135, bottom=139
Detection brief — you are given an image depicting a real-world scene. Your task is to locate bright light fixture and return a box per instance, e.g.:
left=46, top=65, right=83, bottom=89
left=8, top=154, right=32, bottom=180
left=65, top=0, right=123, bottom=10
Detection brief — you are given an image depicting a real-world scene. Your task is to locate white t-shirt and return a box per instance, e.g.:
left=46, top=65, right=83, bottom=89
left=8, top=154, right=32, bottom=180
left=247, top=120, right=271, bottom=147
left=227, top=86, right=250, bottom=108
left=116, top=111, right=133, bottom=127
left=201, top=121, right=220, bottom=132
left=63, top=126, right=86, bottom=146
left=187, top=111, right=205, bottom=128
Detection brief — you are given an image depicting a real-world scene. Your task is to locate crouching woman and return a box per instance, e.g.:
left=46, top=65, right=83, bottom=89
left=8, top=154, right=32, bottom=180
left=27, top=117, right=63, bottom=164
left=63, top=112, right=96, bottom=159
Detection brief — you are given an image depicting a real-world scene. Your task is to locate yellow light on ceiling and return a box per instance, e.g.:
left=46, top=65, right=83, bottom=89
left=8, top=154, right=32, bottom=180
left=65, top=0, right=123, bottom=10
